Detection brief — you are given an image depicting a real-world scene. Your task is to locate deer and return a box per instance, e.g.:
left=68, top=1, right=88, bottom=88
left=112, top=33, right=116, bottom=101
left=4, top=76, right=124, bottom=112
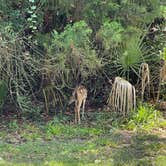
left=69, top=85, right=87, bottom=124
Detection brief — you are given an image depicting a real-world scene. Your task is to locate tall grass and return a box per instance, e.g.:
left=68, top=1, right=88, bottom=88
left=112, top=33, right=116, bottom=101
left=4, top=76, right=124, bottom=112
left=125, top=104, right=166, bottom=132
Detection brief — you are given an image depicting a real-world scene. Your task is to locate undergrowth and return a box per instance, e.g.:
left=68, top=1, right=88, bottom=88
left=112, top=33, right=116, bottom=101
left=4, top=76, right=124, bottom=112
left=45, top=117, right=103, bottom=138
left=124, top=104, right=166, bottom=132
left=0, top=104, right=165, bottom=166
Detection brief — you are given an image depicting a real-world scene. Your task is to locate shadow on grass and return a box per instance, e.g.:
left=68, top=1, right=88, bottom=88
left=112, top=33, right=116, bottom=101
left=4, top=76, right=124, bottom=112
left=112, top=133, right=166, bottom=166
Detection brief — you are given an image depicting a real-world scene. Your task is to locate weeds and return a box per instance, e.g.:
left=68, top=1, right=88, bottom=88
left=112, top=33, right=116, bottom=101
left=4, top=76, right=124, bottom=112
left=45, top=121, right=103, bottom=138
left=8, top=120, right=19, bottom=131
left=0, top=80, right=8, bottom=111
left=125, top=104, right=166, bottom=132
left=155, top=155, right=166, bottom=166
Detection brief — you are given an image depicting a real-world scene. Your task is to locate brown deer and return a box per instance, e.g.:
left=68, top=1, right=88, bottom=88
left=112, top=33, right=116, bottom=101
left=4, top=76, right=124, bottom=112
left=69, top=85, right=87, bottom=124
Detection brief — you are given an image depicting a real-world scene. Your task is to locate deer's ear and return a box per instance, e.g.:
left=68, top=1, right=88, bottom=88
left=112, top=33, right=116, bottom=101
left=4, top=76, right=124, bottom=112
left=108, top=79, right=112, bottom=84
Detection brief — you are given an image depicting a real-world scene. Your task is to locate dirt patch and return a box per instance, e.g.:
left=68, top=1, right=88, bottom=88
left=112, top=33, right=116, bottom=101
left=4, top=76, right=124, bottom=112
left=152, top=128, right=166, bottom=139
left=116, top=130, right=135, bottom=144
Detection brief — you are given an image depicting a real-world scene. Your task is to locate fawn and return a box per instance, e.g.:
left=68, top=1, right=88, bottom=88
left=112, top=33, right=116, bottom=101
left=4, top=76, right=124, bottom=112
left=69, top=85, right=87, bottom=124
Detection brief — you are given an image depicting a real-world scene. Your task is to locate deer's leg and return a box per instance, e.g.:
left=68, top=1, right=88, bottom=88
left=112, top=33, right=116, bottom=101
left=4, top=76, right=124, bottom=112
left=78, top=108, right=80, bottom=124
left=74, top=102, right=78, bottom=124
left=82, top=98, right=86, bottom=119
left=74, top=107, right=78, bottom=124
left=77, top=101, right=82, bottom=124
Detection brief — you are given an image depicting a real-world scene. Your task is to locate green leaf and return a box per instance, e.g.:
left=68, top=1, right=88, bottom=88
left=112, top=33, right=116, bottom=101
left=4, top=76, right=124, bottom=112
left=29, top=0, right=35, bottom=3
left=31, top=6, right=36, bottom=10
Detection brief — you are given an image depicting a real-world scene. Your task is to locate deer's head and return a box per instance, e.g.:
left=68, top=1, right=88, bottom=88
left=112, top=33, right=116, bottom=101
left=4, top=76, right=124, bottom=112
left=68, top=92, right=75, bottom=105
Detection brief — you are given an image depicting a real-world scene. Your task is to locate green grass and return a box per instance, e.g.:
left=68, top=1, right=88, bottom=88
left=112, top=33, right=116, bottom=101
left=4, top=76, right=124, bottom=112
left=45, top=122, right=103, bottom=138
left=0, top=136, right=113, bottom=166
left=112, top=134, right=166, bottom=166
left=122, top=104, right=166, bottom=132
left=0, top=130, right=165, bottom=166
left=0, top=109, right=165, bottom=166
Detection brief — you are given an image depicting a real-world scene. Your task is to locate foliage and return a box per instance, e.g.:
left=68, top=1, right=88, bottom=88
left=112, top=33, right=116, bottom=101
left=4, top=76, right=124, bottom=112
left=0, top=1, right=166, bottom=165
left=27, top=0, right=38, bottom=37
left=47, top=20, right=102, bottom=80
left=97, top=20, right=124, bottom=50
left=8, top=120, right=19, bottom=131
left=84, top=0, right=120, bottom=30
left=125, top=104, right=166, bottom=132
left=40, top=21, right=102, bottom=109
left=116, top=0, right=161, bottom=26
left=0, top=0, right=165, bottom=115
left=155, top=155, right=166, bottom=166
left=0, top=80, right=8, bottom=111
left=117, top=34, right=147, bottom=78
left=16, top=94, right=42, bottom=120
left=160, top=47, right=166, bottom=61
left=0, top=1, right=27, bottom=31
left=46, top=118, right=102, bottom=138
left=0, top=25, right=40, bottom=112
left=160, top=4, right=166, bottom=18
left=48, top=21, right=102, bottom=80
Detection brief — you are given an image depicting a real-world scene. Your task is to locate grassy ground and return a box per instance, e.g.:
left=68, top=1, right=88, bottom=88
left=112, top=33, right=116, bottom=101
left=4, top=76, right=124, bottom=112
left=0, top=111, right=166, bottom=166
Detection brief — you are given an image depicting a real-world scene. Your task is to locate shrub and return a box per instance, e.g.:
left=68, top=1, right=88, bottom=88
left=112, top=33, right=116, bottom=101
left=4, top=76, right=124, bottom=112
left=47, top=20, right=102, bottom=80
left=125, top=104, right=166, bottom=132
left=40, top=21, right=103, bottom=109
left=97, top=20, right=124, bottom=50
left=0, top=80, right=8, bottom=111
left=0, top=24, right=40, bottom=113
